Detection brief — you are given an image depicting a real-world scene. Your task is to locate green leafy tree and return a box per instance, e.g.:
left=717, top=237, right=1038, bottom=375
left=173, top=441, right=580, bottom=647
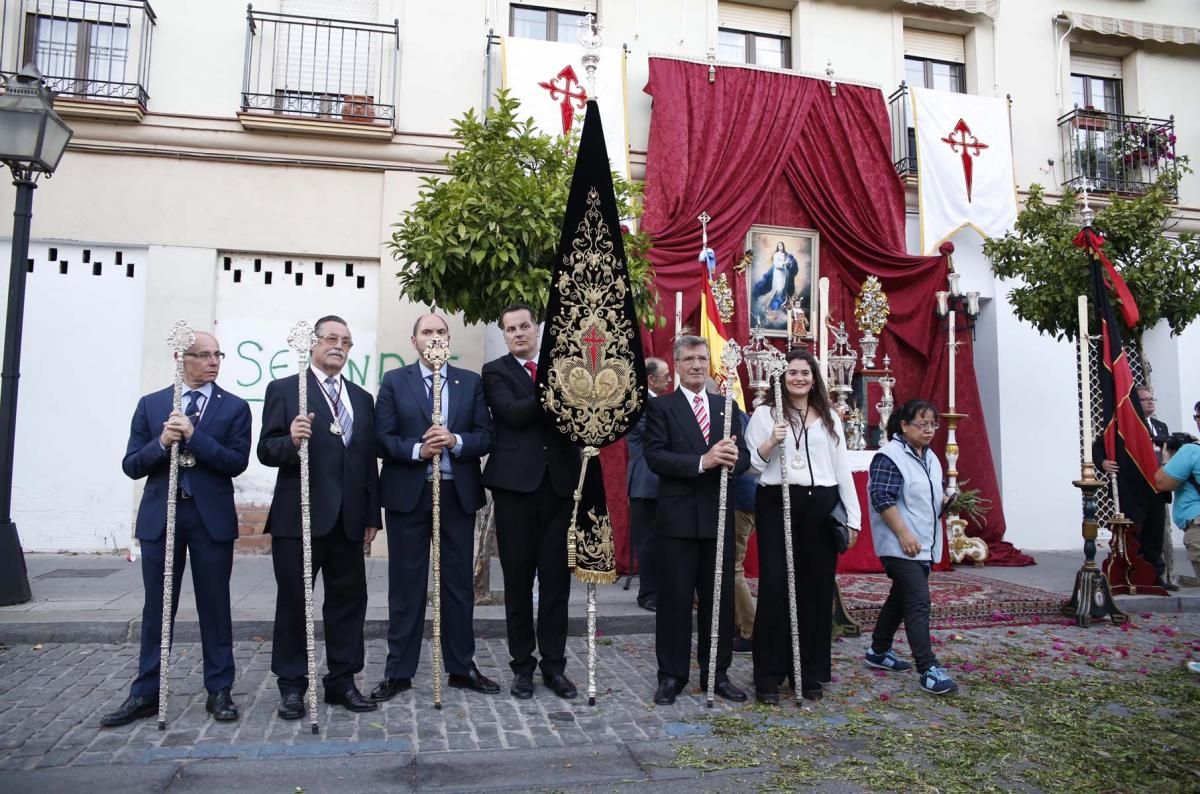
left=389, top=89, right=659, bottom=326
left=984, top=165, right=1200, bottom=341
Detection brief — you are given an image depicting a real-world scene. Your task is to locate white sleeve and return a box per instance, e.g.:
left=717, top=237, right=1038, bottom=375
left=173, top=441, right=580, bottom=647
left=746, top=404, right=776, bottom=473
left=830, top=413, right=861, bottom=530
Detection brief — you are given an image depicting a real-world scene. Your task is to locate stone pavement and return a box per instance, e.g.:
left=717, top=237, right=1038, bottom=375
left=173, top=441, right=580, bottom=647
left=1, top=612, right=1198, bottom=792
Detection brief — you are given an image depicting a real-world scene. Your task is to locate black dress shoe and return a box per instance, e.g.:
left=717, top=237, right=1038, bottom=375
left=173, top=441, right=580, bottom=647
left=324, top=685, right=378, bottom=712
left=801, top=685, right=824, bottom=701
left=755, top=688, right=780, bottom=706
left=100, top=694, right=158, bottom=727
left=543, top=672, right=578, bottom=700
left=369, top=678, right=412, bottom=702
left=701, top=679, right=748, bottom=703
left=1158, top=577, right=1181, bottom=592
left=206, top=687, right=239, bottom=722
left=510, top=672, right=534, bottom=699
left=277, top=691, right=305, bottom=721
left=654, top=678, right=682, bottom=705
left=638, top=596, right=657, bottom=612
left=448, top=663, right=500, bottom=694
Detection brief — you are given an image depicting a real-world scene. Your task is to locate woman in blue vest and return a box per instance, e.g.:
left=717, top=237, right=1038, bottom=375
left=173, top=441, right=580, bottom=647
left=745, top=349, right=860, bottom=704
left=865, top=399, right=958, bottom=695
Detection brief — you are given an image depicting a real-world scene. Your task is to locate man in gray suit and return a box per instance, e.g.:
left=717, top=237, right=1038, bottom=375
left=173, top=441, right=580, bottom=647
left=626, top=357, right=670, bottom=611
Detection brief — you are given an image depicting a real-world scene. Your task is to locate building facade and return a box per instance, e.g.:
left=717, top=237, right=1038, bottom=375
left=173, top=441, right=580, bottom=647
left=0, top=0, right=1197, bottom=553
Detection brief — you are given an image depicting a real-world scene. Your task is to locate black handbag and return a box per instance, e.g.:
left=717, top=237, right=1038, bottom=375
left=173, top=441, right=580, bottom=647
left=828, top=501, right=851, bottom=554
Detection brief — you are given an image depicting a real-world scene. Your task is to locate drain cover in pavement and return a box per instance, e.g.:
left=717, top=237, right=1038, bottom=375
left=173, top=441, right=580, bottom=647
left=36, top=568, right=123, bottom=579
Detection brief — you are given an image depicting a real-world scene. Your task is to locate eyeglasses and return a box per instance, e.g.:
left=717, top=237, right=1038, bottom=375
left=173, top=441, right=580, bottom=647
left=184, top=351, right=226, bottom=361
left=908, top=421, right=940, bottom=432
left=678, top=355, right=709, bottom=365
left=318, top=334, right=354, bottom=349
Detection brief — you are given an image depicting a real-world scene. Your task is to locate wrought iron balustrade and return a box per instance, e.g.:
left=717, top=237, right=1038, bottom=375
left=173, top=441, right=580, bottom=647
left=1058, top=108, right=1177, bottom=197
left=241, top=6, right=399, bottom=127
left=2, top=0, right=156, bottom=106
left=887, top=82, right=917, bottom=178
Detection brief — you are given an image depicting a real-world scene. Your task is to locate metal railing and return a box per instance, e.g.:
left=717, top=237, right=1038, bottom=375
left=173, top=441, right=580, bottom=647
left=6, top=0, right=155, bottom=106
left=241, top=5, right=399, bottom=127
left=1058, top=107, right=1177, bottom=196
left=887, top=82, right=917, bottom=178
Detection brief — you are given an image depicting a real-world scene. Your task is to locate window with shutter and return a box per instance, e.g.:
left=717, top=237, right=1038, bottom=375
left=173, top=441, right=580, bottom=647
left=717, top=2, right=792, bottom=68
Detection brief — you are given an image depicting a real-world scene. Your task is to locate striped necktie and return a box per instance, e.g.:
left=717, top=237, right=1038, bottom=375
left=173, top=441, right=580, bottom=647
left=324, top=377, right=352, bottom=446
left=692, top=394, right=710, bottom=443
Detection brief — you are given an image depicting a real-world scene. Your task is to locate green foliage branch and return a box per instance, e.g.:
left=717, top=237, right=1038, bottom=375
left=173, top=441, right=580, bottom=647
left=983, top=163, right=1200, bottom=341
left=389, top=89, right=659, bottom=326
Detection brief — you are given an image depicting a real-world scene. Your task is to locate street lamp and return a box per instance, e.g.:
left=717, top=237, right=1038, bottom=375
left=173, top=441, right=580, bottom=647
left=0, top=64, right=72, bottom=605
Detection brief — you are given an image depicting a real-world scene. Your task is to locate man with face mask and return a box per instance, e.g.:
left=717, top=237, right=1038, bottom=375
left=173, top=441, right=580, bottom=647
left=101, top=331, right=252, bottom=728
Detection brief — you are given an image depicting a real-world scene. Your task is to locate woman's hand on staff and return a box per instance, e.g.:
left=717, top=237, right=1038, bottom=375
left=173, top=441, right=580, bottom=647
left=290, top=413, right=314, bottom=448
left=702, top=437, right=740, bottom=471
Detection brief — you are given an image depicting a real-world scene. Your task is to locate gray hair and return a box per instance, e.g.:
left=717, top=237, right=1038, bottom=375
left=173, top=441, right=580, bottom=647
left=672, top=335, right=708, bottom=361
left=646, top=357, right=668, bottom=378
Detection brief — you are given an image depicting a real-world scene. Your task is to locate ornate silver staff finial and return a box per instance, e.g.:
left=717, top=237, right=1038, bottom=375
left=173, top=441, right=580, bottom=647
left=287, top=321, right=317, bottom=355
left=424, top=334, right=451, bottom=369
left=720, top=339, right=743, bottom=384
left=166, top=320, right=196, bottom=354
left=1078, top=177, right=1095, bottom=227
left=698, top=211, right=711, bottom=248
left=577, top=13, right=603, bottom=99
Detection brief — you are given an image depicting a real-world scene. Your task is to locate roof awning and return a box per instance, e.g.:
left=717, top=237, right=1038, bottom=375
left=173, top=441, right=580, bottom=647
left=897, top=0, right=997, bottom=19
left=1060, top=11, right=1200, bottom=46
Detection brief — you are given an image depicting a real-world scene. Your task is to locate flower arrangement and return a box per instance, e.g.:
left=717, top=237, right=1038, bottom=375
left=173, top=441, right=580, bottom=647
left=854, top=276, right=890, bottom=335
left=1112, top=121, right=1176, bottom=169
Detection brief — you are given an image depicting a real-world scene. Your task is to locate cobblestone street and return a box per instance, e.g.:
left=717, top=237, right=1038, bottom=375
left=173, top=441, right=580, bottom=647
left=2, top=613, right=1199, bottom=791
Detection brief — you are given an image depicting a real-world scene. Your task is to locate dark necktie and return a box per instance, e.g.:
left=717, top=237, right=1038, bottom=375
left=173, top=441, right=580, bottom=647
left=424, top=374, right=435, bottom=412
left=180, top=390, right=202, bottom=497
left=323, top=377, right=352, bottom=446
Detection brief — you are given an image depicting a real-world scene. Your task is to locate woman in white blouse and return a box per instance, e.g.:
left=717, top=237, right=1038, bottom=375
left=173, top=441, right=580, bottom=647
left=744, top=349, right=861, bottom=704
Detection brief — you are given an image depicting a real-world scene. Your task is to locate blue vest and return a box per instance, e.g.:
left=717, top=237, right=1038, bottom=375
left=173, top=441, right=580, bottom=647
left=868, top=438, right=944, bottom=563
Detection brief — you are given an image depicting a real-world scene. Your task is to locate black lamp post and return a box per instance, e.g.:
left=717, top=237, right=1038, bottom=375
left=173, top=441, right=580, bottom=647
left=0, top=65, right=72, bottom=605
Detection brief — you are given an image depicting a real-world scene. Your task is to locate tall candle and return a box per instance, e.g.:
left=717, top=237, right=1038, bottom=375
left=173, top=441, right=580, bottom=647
left=674, top=291, right=683, bottom=388
left=947, top=310, right=956, bottom=412
left=818, top=278, right=830, bottom=381
left=1079, top=295, right=1092, bottom=464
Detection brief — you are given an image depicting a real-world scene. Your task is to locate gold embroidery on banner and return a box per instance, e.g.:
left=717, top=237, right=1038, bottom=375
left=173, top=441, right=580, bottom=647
left=542, top=186, right=643, bottom=445
left=574, top=508, right=618, bottom=584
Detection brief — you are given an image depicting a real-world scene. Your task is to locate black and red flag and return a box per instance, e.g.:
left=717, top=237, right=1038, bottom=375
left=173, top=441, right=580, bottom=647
left=1074, top=227, right=1159, bottom=495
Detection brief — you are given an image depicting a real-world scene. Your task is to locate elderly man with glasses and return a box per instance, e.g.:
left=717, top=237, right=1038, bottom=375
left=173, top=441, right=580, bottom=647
left=102, top=331, right=252, bottom=728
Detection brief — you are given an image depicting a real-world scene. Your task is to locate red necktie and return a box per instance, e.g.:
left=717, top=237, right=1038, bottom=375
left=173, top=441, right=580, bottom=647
left=693, top=394, right=710, bottom=443
left=524, top=360, right=537, bottom=381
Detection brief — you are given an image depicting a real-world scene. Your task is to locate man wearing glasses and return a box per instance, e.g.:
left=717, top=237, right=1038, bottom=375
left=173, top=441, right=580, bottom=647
left=102, top=332, right=252, bottom=727
left=258, top=316, right=381, bottom=718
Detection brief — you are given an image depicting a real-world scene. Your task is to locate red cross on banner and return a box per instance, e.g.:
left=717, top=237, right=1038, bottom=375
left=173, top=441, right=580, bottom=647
left=538, top=65, right=588, bottom=135
left=940, top=118, right=989, bottom=203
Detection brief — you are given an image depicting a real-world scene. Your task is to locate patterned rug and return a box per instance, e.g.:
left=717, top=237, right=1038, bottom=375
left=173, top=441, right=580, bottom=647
left=751, top=571, right=1066, bottom=630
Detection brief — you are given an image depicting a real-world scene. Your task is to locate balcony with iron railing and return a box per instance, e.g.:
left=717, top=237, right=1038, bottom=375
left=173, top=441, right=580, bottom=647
left=240, top=5, right=399, bottom=139
left=887, top=83, right=918, bottom=179
left=1058, top=107, right=1178, bottom=197
left=1, top=0, right=156, bottom=118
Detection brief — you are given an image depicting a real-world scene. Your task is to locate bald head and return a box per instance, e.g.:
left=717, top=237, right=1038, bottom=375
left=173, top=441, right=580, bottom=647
left=181, top=330, right=223, bottom=388
left=412, top=313, right=450, bottom=367
left=646, top=356, right=670, bottom=395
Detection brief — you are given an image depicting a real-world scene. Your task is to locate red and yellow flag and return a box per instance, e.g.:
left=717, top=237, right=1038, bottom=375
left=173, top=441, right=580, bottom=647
left=698, top=274, right=745, bottom=411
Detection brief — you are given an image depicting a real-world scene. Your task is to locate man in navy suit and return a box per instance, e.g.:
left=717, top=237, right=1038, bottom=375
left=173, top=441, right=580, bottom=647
left=102, top=331, right=252, bottom=727
left=482, top=304, right=581, bottom=701
left=626, top=357, right=671, bottom=612
left=643, top=335, right=750, bottom=706
left=369, top=313, right=499, bottom=700
left=258, top=315, right=382, bottom=719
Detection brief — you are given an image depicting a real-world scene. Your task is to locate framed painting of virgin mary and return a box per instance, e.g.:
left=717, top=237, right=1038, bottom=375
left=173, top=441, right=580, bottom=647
left=745, top=225, right=819, bottom=338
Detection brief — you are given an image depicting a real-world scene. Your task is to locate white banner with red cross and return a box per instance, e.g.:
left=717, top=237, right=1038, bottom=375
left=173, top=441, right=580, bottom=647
left=501, top=37, right=630, bottom=178
left=911, top=87, right=1017, bottom=253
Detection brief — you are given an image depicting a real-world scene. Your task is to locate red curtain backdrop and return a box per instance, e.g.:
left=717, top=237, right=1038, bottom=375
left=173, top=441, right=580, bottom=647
left=637, top=57, right=1032, bottom=567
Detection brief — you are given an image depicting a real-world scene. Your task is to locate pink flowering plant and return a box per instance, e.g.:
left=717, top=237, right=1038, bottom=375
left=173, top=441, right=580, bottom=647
left=1112, top=121, right=1177, bottom=169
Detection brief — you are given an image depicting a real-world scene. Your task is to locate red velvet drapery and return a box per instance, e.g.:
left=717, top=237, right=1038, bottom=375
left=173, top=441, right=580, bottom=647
left=639, top=57, right=1032, bottom=567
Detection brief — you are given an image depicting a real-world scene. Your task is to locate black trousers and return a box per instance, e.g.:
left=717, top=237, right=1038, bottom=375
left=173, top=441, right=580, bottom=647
left=752, top=484, right=838, bottom=691
left=655, top=532, right=735, bottom=685
left=629, top=497, right=658, bottom=602
left=493, top=477, right=572, bottom=676
left=383, top=483, right=476, bottom=679
left=871, top=556, right=938, bottom=674
left=271, top=521, right=367, bottom=695
left=1139, top=498, right=1167, bottom=577
left=132, top=499, right=234, bottom=697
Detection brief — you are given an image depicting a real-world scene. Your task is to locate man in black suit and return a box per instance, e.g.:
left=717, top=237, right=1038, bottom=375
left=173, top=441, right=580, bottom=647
left=102, top=331, right=252, bottom=727
left=626, top=357, right=670, bottom=612
left=370, top=313, right=499, bottom=701
left=1096, top=385, right=1176, bottom=591
left=643, top=335, right=750, bottom=706
left=258, top=316, right=381, bottom=718
left=482, top=303, right=580, bottom=700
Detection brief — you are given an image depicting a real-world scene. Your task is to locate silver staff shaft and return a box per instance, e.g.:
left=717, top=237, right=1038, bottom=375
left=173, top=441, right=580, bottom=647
left=706, top=391, right=736, bottom=709
left=158, top=320, right=194, bottom=731
left=430, top=365, right=445, bottom=710
left=298, top=361, right=319, bottom=734
left=771, top=374, right=804, bottom=704
left=586, top=583, right=598, bottom=705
